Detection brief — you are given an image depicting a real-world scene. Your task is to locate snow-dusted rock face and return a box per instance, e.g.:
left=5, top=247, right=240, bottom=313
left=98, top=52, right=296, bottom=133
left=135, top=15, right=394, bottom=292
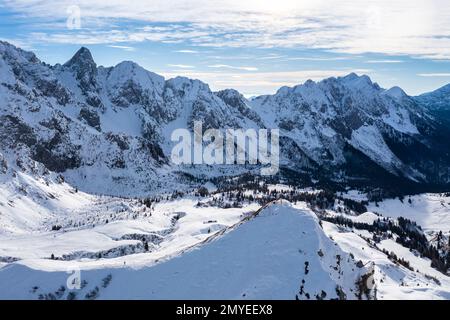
left=416, top=84, right=450, bottom=111
left=1, top=40, right=450, bottom=196
left=251, top=73, right=450, bottom=187
left=0, top=42, right=270, bottom=196
left=415, top=84, right=450, bottom=132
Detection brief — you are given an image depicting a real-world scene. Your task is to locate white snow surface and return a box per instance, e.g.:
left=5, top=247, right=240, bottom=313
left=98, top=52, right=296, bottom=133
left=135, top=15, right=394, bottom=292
left=368, top=193, right=450, bottom=235
left=322, top=221, right=450, bottom=300
left=0, top=202, right=366, bottom=300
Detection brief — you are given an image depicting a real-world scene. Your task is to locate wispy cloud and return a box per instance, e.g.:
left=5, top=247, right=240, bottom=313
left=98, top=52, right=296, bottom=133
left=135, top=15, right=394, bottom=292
left=257, top=54, right=286, bottom=60
left=167, top=64, right=195, bottom=69
left=174, top=49, right=198, bottom=54
left=208, top=64, right=258, bottom=71
left=366, top=60, right=403, bottom=63
left=206, top=55, right=256, bottom=60
left=417, top=73, right=450, bottom=77
left=286, top=57, right=350, bottom=61
left=108, top=45, right=136, bottom=51
left=3, top=0, right=450, bottom=59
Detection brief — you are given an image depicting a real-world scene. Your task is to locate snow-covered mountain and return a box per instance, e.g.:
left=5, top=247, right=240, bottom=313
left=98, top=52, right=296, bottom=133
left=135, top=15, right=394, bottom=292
left=416, top=84, right=450, bottom=111
left=0, top=42, right=266, bottom=196
left=1, top=40, right=450, bottom=300
left=1, top=41, right=450, bottom=197
left=251, top=74, right=441, bottom=187
left=415, top=84, right=450, bottom=130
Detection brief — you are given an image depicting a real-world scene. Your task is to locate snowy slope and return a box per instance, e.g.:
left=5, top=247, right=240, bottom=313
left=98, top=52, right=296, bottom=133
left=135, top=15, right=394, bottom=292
left=0, top=196, right=259, bottom=271
left=368, top=193, right=450, bottom=236
left=322, top=221, right=450, bottom=299
left=0, top=202, right=369, bottom=300
left=0, top=148, right=259, bottom=268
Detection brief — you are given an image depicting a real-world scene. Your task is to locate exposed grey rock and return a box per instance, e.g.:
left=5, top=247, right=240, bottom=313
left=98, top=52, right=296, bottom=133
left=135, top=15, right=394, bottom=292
left=78, top=107, right=101, bottom=131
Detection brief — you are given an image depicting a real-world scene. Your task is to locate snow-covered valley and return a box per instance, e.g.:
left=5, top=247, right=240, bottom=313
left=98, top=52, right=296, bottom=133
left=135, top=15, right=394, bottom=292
left=1, top=161, right=449, bottom=299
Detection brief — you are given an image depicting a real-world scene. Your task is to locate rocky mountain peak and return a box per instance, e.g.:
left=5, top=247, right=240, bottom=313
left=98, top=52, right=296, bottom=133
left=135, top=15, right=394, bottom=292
left=0, top=40, right=40, bottom=65
left=62, top=46, right=99, bottom=98
left=215, top=88, right=245, bottom=105
left=64, top=47, right=96, bottom=69
left=383, top=86, right=408, bottom=101
left=108, top=60, right=165, bottom=90
left=337, top=73, right=376, bottom=89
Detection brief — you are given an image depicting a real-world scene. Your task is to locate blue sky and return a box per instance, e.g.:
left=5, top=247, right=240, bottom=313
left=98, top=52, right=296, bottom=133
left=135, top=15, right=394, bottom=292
left=1, top=0, right=450, bottom=96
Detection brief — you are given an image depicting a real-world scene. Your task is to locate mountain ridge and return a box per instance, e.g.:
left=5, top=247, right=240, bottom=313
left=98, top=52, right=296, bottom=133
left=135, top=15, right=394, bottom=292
left=1, top=41, right=450, bottom=196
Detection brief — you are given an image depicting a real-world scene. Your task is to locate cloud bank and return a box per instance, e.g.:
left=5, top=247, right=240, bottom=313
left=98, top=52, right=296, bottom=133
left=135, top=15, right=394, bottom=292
left=3, top=0, right=450, bottom=59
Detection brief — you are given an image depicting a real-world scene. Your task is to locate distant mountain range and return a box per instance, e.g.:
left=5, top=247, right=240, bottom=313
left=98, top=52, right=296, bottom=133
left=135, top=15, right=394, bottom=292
left=1, top=40, right=450, bottom=196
